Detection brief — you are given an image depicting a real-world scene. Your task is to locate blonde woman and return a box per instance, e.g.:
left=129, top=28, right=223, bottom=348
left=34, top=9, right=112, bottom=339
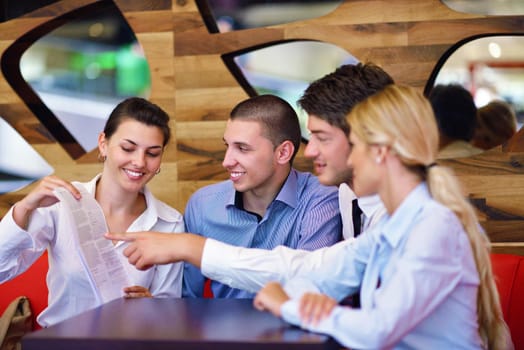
left=254, top=85, right=512, bottom=349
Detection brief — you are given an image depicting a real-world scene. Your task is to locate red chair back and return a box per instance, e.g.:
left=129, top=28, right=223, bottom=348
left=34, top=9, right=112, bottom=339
left=0, top=252, right=49, bottom=330
left=490, top=253, right=524, bottom=349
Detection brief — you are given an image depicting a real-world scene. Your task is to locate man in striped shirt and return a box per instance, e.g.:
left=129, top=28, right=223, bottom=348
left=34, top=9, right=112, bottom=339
left=182, top=94, right=342, bottom=298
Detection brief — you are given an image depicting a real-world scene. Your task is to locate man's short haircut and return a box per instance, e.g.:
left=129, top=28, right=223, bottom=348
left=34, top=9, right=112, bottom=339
left=298, top=62, right=394, bottom=136
left=230, top=94, right=301, bottom=163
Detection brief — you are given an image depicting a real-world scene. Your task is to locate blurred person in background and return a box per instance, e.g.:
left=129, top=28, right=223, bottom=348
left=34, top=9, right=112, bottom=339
left=472, top=100, right=517, bottom=150
left=428, top=84, right=483, bottom=159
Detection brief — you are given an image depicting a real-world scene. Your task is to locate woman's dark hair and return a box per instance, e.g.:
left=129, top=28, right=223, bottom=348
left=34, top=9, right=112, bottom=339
left=103, top=97, right=171, bottom=146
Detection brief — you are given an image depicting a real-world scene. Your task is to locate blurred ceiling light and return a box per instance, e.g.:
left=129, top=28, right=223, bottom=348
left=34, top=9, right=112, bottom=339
left=488, top=42, right=501, bottom=58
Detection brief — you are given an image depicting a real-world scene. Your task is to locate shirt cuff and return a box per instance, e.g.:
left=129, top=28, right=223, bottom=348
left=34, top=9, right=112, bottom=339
left=281, top=299, right=303, bottom=326
left=201, top=238, right=239, bottom=286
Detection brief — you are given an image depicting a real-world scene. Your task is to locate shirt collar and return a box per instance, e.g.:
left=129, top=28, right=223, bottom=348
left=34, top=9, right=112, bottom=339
left=81, top=174, right=181, bottom=228
left=380, top=182, right=430, bottom=248
left=82, top=174, right=100, bottom=194
left=357, top=194, right=382, bottom=220
left=339, top=183, right=382, bottom=220
left=274, top=168, right=298, bottom=208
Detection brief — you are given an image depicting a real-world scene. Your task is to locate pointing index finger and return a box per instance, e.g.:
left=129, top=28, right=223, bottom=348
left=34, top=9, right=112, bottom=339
left=105, top=232, right=136, bottom=242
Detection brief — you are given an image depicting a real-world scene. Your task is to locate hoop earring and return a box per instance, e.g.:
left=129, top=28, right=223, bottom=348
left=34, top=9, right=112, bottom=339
left=155, top=168, right=161, bottom=175
left=98, top=154, right=107, bottom=162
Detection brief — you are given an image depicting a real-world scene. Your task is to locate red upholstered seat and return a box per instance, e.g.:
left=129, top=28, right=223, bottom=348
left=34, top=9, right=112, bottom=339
left=490, top=253, right=524, bottom=349
left=0, top=251, right=49, bottom=330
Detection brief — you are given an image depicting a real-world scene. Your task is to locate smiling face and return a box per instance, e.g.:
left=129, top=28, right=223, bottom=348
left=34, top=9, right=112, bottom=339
left=222, top=119, right=282, bottom=194
left=99, top=118, right=164, bottom=193
left=304, top=115, right=353, bottom=187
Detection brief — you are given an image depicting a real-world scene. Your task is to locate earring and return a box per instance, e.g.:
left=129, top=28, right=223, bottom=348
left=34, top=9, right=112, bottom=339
left=98, top=154, right=107, bottom=162
left=155, top=168, right=161, bottom=175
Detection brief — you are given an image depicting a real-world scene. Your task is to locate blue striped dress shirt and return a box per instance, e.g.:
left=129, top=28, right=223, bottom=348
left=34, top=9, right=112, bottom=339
left=182, top=168, right=342, bottom=298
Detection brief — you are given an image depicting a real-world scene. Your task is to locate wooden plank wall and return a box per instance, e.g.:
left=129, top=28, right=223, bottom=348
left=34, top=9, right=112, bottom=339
left=0, top=0, right=523, bottom=254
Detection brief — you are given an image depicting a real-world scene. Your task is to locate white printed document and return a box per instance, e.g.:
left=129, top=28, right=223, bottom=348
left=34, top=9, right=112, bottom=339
left=54, top=185, right=130, bottom=303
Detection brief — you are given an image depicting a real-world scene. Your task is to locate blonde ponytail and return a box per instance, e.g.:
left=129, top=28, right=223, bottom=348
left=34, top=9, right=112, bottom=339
left=427, top=166, right=513, bottom=350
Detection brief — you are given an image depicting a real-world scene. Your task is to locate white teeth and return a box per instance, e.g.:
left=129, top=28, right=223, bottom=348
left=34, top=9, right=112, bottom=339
left=231, top=172, right=243, bottom=179
left=125, top=169, right=143, bottom=177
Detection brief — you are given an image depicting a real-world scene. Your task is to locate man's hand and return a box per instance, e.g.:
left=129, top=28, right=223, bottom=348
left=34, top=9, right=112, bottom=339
left=105, top=232, right=207, bottom=270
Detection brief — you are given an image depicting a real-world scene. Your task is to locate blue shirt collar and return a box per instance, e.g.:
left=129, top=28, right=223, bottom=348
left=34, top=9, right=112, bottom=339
left=274, top=168, right=298, bottom=208
left=380, top=182, right=431, bottom=248
left=226, top=168, right=299, bottom=209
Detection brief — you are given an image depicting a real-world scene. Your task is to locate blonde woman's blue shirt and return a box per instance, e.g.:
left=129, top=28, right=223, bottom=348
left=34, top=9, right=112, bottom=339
left=281, top=183, right=483, bottom=349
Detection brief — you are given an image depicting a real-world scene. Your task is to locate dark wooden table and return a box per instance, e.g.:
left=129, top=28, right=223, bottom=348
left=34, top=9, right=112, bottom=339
left=22, top=298, right=340, bottom=349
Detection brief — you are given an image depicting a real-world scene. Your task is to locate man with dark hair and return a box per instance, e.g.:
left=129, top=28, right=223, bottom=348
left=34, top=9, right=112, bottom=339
left=299, top=63, right=393, bottom=239
left=299, top=63, right=395, bottom=137
left=182, top=94, right=342, bottom=298
left=229, top=94, right=302, bottom=163
left=428, top=84, right=483, bottom=159
left=108, top=62, right=393, bottom=296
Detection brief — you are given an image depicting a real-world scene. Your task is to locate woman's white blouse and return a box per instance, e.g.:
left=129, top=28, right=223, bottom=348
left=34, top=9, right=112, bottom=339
left=0, top=175, right=184, bottom=327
